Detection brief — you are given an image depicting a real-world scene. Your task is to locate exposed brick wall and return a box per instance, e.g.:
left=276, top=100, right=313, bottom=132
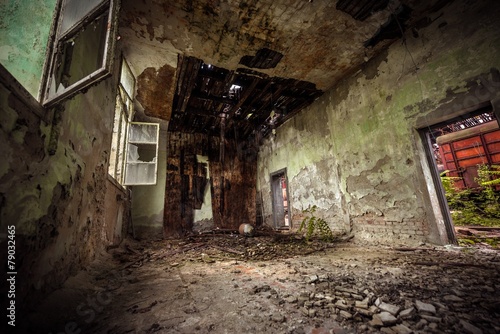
left=352, top=214, right=428, bottom=243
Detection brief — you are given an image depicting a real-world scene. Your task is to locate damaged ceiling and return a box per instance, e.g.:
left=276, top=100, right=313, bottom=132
left=169, top=55, right=323, bottom=138
left=119, top=0, right=452, bottom=138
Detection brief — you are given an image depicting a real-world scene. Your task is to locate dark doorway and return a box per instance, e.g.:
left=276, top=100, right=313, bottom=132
left=270, top=168, right=291, bottom=229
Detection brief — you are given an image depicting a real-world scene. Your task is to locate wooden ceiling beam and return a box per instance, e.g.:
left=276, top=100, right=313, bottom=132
left=178, top=57, right=202, bottom=114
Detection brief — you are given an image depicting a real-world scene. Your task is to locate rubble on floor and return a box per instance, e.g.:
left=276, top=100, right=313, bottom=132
left=21, top=233, right=500, bottom=334
left=455, top=226, right=500, bottom=248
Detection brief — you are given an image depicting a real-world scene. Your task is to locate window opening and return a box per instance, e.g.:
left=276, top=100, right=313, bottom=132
left=42, top=0, right=118, bottom=106
left=109, top=59, right=160, bottom=187
left=423, top=107, right=500, bottom=246
left=109, top=59, right=134, bottom=185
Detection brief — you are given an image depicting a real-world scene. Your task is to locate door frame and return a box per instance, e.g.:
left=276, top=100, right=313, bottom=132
left=270, top=168, right=291, bottom=229
left=419, top=129, right=457, bottom=244
left=418, top=101, right=497, bottom=245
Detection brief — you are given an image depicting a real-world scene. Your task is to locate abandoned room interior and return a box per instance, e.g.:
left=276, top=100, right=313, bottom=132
left=1, top=0, right=500, bottom=333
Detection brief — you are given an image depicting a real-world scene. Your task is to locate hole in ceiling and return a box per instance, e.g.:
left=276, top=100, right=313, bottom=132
left=239, top=48, right=284, bottom=69
left=336, top=0, right=390, bottom=21
left=364, top=4, right=412, bottom=48
left=170, top=55, right=323, bottom=139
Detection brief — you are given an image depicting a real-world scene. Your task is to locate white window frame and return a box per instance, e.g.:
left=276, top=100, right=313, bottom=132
left=41, top=0, right=119, bottom=107
left=109, top=58, right=159, bottom=186
left=124, top=122, right=160, bottom=186
left=108, top=58, right=133, bottom=185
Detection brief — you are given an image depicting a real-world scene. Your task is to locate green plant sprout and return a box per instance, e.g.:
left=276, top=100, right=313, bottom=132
left=298, top=205, right=334, bottom=242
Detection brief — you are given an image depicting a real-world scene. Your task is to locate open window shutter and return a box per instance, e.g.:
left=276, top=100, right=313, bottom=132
left=124, top=122, right=160, bottom=186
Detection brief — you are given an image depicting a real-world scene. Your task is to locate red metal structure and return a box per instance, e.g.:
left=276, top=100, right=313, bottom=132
left=437, top=121, right=500, bottom=189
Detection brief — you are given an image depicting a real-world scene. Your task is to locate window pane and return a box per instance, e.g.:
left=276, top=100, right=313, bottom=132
left=120, top=60, right=135, bottom=99
left=60, top=0, right=105, bottom=34
left=124, top=163, right=157, bottom=185
left=124, top=122, right=159, bottom=186
left=49, top=11, right=108, bottom=97
left=128, top=123, right=158, bottom=143
left=43, top=0, right=117, bottom=106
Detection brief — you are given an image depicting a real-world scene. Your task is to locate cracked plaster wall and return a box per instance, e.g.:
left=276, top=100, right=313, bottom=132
left=257, top=0, right=500, bottom=245
left=0, top=2, right=130, bottom=312
left=0, top=72, right=128, bottom=311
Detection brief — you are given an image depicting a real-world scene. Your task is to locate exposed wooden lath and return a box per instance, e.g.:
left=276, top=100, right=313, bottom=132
left=169, top=55, right=323, bottom=140
left=239, top=48, right=284, bottom=69
left=336, top=0, right=390, bottom=21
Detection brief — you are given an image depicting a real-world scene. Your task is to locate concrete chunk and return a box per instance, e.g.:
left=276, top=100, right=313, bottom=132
left=339, top=310, right=353, bottom=319
left=355, top=307, right=373, bottom=317
left=399, top=307, right=416, bottom=319
left=335, top=299, right=350, bottom=311
left=460, top=320, right=483, bottom=334
left=443, top=294, right=464, bottom=302
left=391, top=324, right=413, bottom=334
left=420, top=314, right=442, bottom=323
left=379, top=302, right=401, bottom=316
left=415, top=300, right=436, bottom=314
left=373, top=311, right=398, bottom=326
left=355, top=298, right=370, bottom=309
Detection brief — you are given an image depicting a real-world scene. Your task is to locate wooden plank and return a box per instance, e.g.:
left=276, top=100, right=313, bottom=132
left=229, top=76, right=260, bottom=116
left=484, top=130, right=500, bottom=143
left=179, top=58, right=202, bottom=114
left=436, top=121, right=499, bottom=145
left=452, top=136, right=482, bottom=150
left=458, top=156, right=489, bottom=168
left=454, top=146, right=485, bottom=159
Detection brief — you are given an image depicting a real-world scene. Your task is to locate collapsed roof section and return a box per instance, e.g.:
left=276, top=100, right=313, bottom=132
left=168, top=55, right=323, bottom=139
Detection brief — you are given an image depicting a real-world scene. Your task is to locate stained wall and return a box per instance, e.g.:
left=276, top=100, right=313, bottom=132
left=0, top=0, right=57, bottom=98
left=163, top=132, right=256, bottom=237
left=257, top=0, right=500, bottom=244
left=0, top=1, right=129, bottom=313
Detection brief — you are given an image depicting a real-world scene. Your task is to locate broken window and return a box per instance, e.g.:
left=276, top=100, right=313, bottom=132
left=109, top=59, right=159, bottom=186
left=108, top=58, right=134, bottom=185
left=41, top=0, right=119, bottom=106
left=124, top=123, right=160, bottom=186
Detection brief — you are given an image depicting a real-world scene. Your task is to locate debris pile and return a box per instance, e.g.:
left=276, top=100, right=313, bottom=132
left=271, top=247, right=500, bottom=333
left=24, top=234, right=499, bottom=334
left=111, top=231, right=346, bottom=267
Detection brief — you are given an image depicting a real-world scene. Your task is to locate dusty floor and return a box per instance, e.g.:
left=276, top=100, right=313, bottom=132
left=21, top=233, right=500, bottom=334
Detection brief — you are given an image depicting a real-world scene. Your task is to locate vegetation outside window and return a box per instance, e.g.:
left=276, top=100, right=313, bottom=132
left=41, top=0, right=119, bottom=106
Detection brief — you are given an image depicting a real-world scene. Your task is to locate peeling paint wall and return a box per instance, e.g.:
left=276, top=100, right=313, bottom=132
left=0, top=68, right=128, bottom=310
left=104, top=178, right=131, bottom=245
left=257, top=0, right=500, bottom=245
left=164, top=132, right=256, bottom=237
left=0, top=1, right=129, bottom=312
left=136, top=64, right=176, bottom=121
left=257, top=101, right=350, bottom=235
left=0, top=0, right=57, bottom=98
